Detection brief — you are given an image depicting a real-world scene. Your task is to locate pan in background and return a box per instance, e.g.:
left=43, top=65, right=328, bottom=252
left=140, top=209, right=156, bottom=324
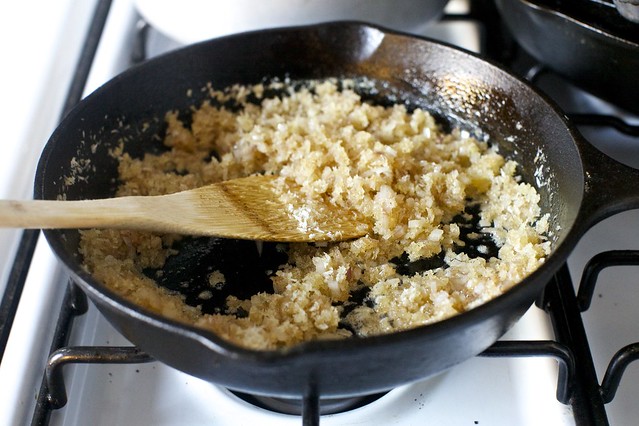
left=134, top=0, right=449, bottom=44
left=495, top=0, right=639, bottom=115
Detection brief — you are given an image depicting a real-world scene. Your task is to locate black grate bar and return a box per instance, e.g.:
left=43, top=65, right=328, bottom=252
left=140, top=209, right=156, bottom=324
left=524, top=64, right=549, bottom=83
left=32, top=282, right=89, bottom=426
left=523, top=65, right=639, bottom=138
left=542, top=264, right=609, bottom=425
left=44, top=346, right=154, bottom=409
left=59, top=0, right=114, bottom=118
left=0, top=230, right=40, bottom=362
left=522, top=64, right=639, bottom=138
left=600, top=343, right=639, bottom=403
left=302, top=386, right=320, bottom=426
left=577, top=250, right=639, bottom=311
left=130, top=19, right=150, bottom=65
left=0, top=0, right=113, bottom=365
left=569, top=114, right=639, bottom=136
left=575, top=250, right=639, bottom=405
left=480, top=340, right=574, bottom=404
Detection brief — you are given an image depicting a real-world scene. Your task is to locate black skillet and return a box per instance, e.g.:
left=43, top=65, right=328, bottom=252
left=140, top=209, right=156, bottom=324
left=35, top=22, right=639, bottom=399
left=495, top=0, right=639, bottom=115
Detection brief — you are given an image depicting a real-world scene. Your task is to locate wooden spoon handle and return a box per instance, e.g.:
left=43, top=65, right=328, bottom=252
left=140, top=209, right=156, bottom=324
left=0, top=175, right=367, bottom=241
left=0, top=198, right=156, bottom=230
left=0, top=184, right=268, bottom=236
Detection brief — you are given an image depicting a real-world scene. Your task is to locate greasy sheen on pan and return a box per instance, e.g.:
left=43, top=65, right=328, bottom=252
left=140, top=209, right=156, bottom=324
left=78, top=78, right=550, bottom=350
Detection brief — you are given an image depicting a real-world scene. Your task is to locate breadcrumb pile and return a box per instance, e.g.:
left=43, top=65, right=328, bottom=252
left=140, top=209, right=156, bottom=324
left=79, top=79, right=550, bottom=350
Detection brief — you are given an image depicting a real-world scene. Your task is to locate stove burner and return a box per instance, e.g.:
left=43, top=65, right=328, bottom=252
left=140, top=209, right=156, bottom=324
left=229, top=391, right=388, bottom=416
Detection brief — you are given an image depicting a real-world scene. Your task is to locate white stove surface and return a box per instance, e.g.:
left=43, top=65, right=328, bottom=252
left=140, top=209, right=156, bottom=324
left=0, top=0, right=97, bottom=299
left=1, top=0, right=638, bottom=425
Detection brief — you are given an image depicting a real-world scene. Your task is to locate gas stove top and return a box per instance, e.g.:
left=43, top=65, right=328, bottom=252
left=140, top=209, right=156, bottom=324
left=1, top=1, right=638, bottom=425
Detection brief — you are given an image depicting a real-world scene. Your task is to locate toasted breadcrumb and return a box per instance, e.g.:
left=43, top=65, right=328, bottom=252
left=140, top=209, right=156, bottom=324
left=79, top=79, right=550, bottom=350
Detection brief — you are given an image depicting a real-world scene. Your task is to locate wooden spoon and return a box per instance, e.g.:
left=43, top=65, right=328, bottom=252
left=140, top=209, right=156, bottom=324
left=0, top=175, right=367, bottom=242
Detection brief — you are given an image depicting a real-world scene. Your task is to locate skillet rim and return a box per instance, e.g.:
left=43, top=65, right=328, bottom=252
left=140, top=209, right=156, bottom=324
left=501, top=0, right=639, bottom=48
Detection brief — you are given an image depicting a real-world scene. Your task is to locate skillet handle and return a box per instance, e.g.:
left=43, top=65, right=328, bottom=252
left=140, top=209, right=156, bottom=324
left=576, top=133, right=639, bottom=231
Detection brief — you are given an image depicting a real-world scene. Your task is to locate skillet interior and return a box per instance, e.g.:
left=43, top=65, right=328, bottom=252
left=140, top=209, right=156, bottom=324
left=36, top=22, right=585, bottom=397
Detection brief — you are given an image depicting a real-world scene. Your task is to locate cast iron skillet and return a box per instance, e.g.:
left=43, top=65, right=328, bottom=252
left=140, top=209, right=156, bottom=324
left=495, top=0, right=639, bottom=115
left=35, top=22, right=639, bottom=399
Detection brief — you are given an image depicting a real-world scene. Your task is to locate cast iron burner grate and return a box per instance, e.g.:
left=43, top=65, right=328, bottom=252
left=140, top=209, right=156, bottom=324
left=26, top=261, right=624, bottom=426
left=31, top=260, right=639, bottom=426
left=30, top=278, right=578, bottom=426
left=0, top=1, right=638, bottom=425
